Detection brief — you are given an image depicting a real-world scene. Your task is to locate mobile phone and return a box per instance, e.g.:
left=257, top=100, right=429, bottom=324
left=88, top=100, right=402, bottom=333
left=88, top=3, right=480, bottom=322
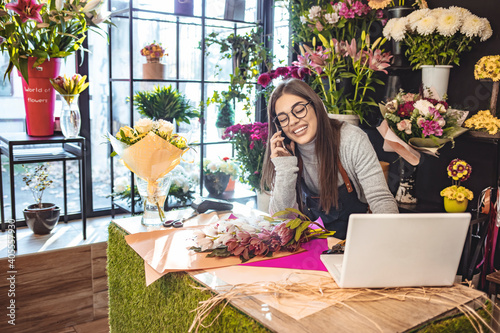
left=275, top=123, right=292, bottom=155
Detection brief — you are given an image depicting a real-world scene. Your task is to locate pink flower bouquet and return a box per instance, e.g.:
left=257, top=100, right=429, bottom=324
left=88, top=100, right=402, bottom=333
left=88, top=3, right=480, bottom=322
left=377, top=89, right=468, bottom=165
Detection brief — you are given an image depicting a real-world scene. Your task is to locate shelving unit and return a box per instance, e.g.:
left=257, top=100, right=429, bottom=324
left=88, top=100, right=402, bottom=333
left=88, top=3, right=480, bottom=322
left=106, top=0, right=270, bottom=215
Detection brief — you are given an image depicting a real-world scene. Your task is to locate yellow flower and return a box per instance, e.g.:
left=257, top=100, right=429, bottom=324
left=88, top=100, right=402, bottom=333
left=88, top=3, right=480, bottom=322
left=367, top=0, right=392, bottom=10
left=464, top=110, right=500, bottom=134
left=440, top=185, right=473, bottom=202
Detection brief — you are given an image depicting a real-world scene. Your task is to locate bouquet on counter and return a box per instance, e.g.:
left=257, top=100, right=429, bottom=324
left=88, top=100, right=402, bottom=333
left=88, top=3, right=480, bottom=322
left=377, top=88, right=468, bottom=165
left=108, top=118, right=190, bottom=220
left=191, top=208, right=335, bottom=263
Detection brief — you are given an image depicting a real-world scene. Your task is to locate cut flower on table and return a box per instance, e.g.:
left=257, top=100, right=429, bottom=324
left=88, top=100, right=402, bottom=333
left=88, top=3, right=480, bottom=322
left=377, top=88, right=468, bottom=166
left=191, top=208, right=335, bottom=263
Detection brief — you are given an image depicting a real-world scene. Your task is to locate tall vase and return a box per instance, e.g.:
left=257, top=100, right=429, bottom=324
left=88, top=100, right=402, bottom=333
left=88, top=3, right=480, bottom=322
left=395, top=158, right=418, bottom=204
left=421, top=65, right=453, bottom=99
left=136, top=174, right=172, bottom=226
left=20, top=57, right=62, bottom=136
left=60, top=94, right=81, bottom=138
left=142, top=62, right=165, bottom=80
left=384, top=6, right=414, bottom=101
left=255, top=189, right=270, bottom=213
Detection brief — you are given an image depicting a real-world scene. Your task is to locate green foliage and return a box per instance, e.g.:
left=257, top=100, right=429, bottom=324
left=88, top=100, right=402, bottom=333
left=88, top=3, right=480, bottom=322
left=22, top=164, right=53, bottom=208
left=107, top=224, right=269, bottom=332
left=132, top=85, right=200, bottom=126
left=403, top=33, right=475, bottom=70
left=215, top=99, right=235, bottom=129
left=203, top=28, right=272, bottom=118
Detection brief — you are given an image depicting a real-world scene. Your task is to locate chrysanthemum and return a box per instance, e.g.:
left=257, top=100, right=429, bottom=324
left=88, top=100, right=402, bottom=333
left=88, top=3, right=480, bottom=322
left=416, top=16, right=437, bottom=36
left=436, top=10, right=461, bottom=37
left=367, top=0, right=392, bottom=10
left=382, top=18, right=397, bottom=40
left=413, top=99, right=434, bottom=117
left=406, top=8, right=430, bottom=31
left=448, top=6, right=471, bottom=20
left=479, top=19, right=493, bottom=42
left=391, top=17, right=408, bottom=42
left=460, top=14, right=484, bottom=38
left=430, top=7, right=446, bottom=18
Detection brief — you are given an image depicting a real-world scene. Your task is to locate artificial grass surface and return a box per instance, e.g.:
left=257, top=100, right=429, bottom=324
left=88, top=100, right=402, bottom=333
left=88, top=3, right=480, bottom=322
left=107, top=223, right=270, bottom=333
left=107, top=222, right=491, bottom=333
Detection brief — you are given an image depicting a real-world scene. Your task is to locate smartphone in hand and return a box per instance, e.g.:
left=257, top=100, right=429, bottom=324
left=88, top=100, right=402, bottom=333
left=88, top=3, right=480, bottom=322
left=275, top=124, right=293, bottom=155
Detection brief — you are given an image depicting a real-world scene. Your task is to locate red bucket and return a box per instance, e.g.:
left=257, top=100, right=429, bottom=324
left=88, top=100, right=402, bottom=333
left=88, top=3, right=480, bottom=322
left=19, top=57, right=62, bottom=136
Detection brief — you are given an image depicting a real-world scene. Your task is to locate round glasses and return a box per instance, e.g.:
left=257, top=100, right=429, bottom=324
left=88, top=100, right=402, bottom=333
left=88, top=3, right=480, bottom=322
left=273, top=101, right=311, bottom=128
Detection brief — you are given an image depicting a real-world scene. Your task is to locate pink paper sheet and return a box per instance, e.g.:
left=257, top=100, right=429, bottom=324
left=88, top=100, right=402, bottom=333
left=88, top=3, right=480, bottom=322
left=242, top=217, right=329, bottom=271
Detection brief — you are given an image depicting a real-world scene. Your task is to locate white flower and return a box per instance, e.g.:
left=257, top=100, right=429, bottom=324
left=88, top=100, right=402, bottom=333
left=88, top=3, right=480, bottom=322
left=385, top=99, right=399, bottom=113
left=202, top=225, right=218, bottom=237
left=460, top=14, right=484, bottom=38
left=324, top=13, right=339, bottom=25
left=182, top=184, right=190, bottom=193
left=82, top=0, right=102, bottom=13
left=479, top=19, right=493, bottom=42
left=430, top=7, right=446, bottom=19
left=91, top=9, right=110, bottom=25
left=198, top=237, right=215, bottom=251
left=332, top=3, right=342, bottom=12
left=416, top=16, right=437, bottom=36
left=219, top=233, right=235, bottom=245
left=406, top=8, right=430, bottom=31
left=308, top=6, right=322, bottom=20
left=113, top=176, right=128, bottom=193
left=156, top=119, right=174, bottom=136
left=382, top=18, right=397, bottom=40
left=206, top=162, right=219, bottom=173
left=134, top=118, right=154, bottom=133
left=413, top=100, right=434, bottom=117
left=391, top=18, right=408, bottom=42
left=416, top=117, right=425, bottom=127
left=435, top=103, right=447, bottom=113
left=55, top=0, right=64, bottom=11
left=436, top=10, right=461, bottom=37
left=437, top=118, right=446, bottom=127
left=449, top=6, right=471, bottom=20
left=300, top=15, right=307, bottom=24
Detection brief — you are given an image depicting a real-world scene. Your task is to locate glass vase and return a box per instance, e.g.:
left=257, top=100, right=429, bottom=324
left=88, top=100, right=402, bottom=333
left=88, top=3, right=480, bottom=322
left=60, top=94, right=81, bottom=138
left=135, top=174, right=172, bottom=226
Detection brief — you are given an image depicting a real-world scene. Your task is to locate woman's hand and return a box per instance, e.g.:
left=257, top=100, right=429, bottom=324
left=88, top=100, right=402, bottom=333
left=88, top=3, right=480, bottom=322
left=270, top=131, right=295, bottom=159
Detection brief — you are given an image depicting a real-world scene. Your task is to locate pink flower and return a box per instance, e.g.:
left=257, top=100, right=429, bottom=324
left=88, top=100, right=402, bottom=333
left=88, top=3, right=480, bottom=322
left=275, top=66, right=290, bottom=77
left=6, top=0, right=44, bottom=23
left=272, top=222, right=294, bottom=246
left=315, top=20, right=324, bottom=32
left=257, top=72, right=272, bottom=88
left=420, top=120, right=443, bottom=137
left=396, top=119, right=412, bottom=135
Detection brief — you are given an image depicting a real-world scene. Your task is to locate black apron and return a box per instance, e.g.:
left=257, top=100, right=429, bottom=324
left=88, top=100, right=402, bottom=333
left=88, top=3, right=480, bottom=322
left=298, top=156, right=368, bottom=240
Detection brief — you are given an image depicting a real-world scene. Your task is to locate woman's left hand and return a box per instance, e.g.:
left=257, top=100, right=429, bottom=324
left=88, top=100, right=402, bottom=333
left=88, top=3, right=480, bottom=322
left=270, top=131, right=295, bottom=159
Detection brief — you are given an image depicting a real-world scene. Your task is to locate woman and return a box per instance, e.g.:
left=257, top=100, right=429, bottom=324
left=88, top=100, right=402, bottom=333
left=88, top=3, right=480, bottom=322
left=261, top=79, right=398, bottom=239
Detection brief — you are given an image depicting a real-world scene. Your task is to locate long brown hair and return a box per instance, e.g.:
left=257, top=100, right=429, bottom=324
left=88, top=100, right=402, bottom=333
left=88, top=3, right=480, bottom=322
left=260, top=79, right=343, bottom=213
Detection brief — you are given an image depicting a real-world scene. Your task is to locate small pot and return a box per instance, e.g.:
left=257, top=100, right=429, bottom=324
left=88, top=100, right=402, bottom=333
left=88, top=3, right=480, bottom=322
left=23, top=203, right=61, bottom=235
left=444, top=198, right=468, bottom=213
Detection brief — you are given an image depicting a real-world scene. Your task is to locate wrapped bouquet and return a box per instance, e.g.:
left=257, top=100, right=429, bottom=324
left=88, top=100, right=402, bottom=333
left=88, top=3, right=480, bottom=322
left=108, top=118, right=189, bottom=221
left=377, top=89, right=468, bottom=165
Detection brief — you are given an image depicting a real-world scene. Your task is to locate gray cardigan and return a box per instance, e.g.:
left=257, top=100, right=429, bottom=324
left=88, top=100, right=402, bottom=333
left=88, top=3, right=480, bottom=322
left=270, top=122, right=399, bottom=214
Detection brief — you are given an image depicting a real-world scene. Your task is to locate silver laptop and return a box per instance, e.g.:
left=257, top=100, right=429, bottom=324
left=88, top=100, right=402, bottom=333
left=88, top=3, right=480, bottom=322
left=320, top=213, right=471, bottom=288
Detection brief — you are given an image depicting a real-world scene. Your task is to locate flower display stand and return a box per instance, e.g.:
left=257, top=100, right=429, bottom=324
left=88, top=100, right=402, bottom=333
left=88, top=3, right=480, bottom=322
left=143, top=62, right=165, bottom=80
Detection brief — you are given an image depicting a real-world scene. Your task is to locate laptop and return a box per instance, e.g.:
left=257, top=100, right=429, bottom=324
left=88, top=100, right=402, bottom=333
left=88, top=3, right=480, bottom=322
left=320, top=213, right=471, bottom=288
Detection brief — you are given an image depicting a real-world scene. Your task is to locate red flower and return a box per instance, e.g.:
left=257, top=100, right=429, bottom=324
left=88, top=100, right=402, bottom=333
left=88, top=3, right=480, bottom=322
left=222, top=157, right=230, bottom=162
left=6, top=0, right=44, bottom=23
left=397, top=101, right=414, bottom=118
left=257, top=72, right=272, bottom=88
left=275, top=66, right=289, bottom=77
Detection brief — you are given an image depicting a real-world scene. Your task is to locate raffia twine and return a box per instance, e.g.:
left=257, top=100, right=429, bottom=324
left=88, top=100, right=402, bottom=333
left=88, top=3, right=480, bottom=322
left=188, top=272, right=498, bottom=333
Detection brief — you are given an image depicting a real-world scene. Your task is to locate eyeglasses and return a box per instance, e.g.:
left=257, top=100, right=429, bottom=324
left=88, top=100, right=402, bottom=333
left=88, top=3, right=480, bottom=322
left=273, top=101, right=311, bottom=128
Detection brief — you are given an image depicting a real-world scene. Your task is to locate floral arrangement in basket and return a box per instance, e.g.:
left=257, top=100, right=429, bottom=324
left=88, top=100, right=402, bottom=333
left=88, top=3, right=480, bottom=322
left=464, top=110, right=500, bottom=136
left=108, top=118, right=189, bottom=220
left=440, top=159, right=473, bottom=212
left=191, top=208, right=335, bottom=263
left=377, top=88, right=468, bottom=165
left=383, top=6, right=492, bottom=69
left=222, top=122, right=268, bottom=192
left=49, top=74, right=89, bottom=104
left=140, top=42, right=167, bottom=63
left=203, top=157, right=238, bottom=180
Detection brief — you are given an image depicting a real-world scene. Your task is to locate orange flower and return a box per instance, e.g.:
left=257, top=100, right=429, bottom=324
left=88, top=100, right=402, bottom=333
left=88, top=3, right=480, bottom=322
left=368, top=0, right=392, bottom=10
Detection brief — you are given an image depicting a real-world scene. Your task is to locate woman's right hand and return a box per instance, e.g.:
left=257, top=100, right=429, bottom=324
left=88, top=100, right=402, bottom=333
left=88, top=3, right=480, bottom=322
left=270, top=131, right=295, bottom=159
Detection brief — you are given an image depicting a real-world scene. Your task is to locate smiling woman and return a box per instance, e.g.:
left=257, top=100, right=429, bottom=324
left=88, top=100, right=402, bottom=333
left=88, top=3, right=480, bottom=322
left=261, top=78, right=398, bottom=239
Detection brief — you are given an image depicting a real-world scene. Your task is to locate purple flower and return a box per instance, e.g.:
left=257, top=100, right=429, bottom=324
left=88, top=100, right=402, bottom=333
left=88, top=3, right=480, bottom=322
left=272, top=222, right=294, bottom=246
left=420, top=120, right=443, bottom=137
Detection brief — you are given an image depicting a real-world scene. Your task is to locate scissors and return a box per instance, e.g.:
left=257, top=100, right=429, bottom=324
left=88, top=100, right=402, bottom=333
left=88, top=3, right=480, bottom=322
left=163, top=211, right=198, bottom=228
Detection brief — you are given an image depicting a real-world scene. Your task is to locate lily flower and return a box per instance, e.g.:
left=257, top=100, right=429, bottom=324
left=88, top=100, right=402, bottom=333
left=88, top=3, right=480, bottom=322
left=6, top=0, right=44, bottom=23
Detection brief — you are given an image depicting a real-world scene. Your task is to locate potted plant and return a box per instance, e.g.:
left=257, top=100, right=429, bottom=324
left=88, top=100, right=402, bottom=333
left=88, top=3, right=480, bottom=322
left=215, top=98, right=235, bottom=138
left=203, top=28, right=272, bottom=118
left=383, top=6, right=492, bottom=98
left=203, top=157, right=239, bottom=196
left=22, top=164, right=60, bottom=234
left=440, top=159, right=474, bottom=213
left=132, top=85, right=199, bottom=126
left=0, top=0, right=111, bottom=136
left=140, top=41, right=168, bottom=80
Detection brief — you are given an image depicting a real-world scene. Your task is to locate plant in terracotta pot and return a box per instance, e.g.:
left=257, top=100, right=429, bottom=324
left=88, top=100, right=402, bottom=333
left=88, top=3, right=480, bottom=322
left=440, top=159, right=473, bottom=213
left=132, top=85, right=199, bottom=126
left=22, top=163, right=61, bottom=234
left=203, top=157, right=238, bottom=196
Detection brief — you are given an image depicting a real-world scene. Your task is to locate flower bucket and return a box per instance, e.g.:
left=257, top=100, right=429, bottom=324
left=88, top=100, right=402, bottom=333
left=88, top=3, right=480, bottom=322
left=255, top=189, right=270, bottom=213
left=444, top=198, right=468, bottom=213
left=20, top=57, right=62, bottom=136
left=204, top=172, right=230, bottom=196
left=327, top=113, right=360, bottom=126
left=421, top=65, right=453, bottom=99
